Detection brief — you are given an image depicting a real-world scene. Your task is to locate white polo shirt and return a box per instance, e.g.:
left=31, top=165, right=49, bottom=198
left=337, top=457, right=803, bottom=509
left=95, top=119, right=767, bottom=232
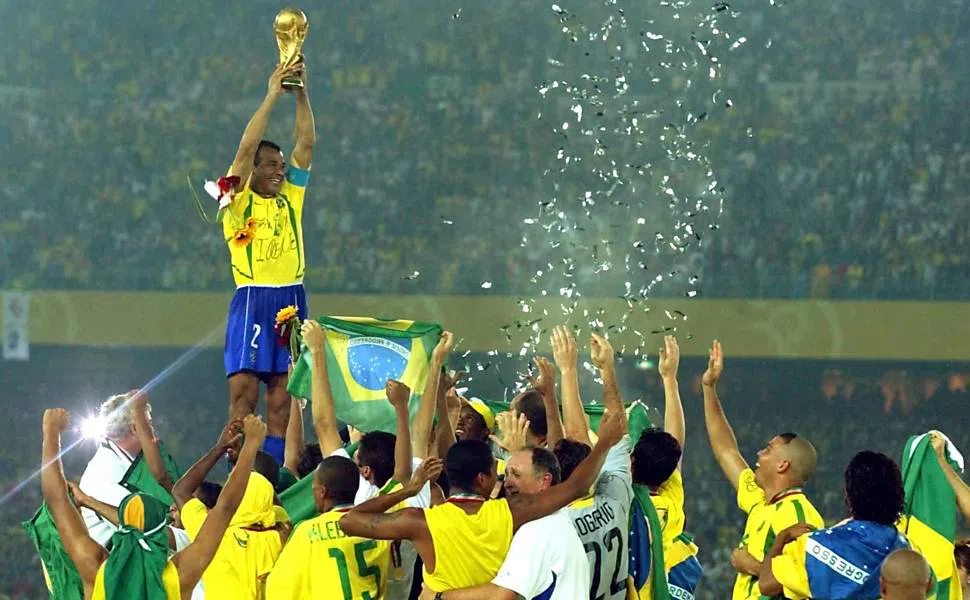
left=493, top=508, right=591, bottom=600
left=78, top=439, right=136, bottom=546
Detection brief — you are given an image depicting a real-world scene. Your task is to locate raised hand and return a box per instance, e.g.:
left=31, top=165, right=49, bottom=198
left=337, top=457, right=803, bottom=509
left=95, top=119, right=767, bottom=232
left=433, top=331, right=455, bottom=364
left=241, top=414, right=268, bottom=448
left=589, top=333, right=615, bottom=369
left=268, top=62, right=302, bottom=99
left=930, top=431, right=947, bottom=460
left=386, top=379, right=411, bottom=411
left=408, top=457, right=444, bottom=492
left=127, top=389, right=149, bottom=413
left=43, top=409, right=70, bottom=436
left=529, top=357, right=556, bottom=398
left=442, top=369, right=465, bottom=391
left=300, top=320, right=326, bottom=355
left=217, top=420, right=244, bottom=451
left=702, top=340, right=723, bottom=387
left=494, top=411, right=530, bottom=452
left=551, top=325, right=578, bottom=369
left=597, top=407, right=627, bottom=447
left=658, top=335, right=680, bottom=380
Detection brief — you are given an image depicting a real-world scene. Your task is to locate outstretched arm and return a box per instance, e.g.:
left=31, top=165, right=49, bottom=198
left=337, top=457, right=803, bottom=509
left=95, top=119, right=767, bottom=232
left=532, top=357, right=564, bottom=449
left=173, top=416, right=265, bottom=591
left=442, top=585, right=520, bottom=600
left=227, top=64, right=298, bottom=190
left=552, top=326, right=591, bottom=446
left=657, top=336, right=686, bottom=463
left=340, top=458, right=443, bottom=540
left=129, top=390, right=171, bottom=491
left=283, top=395, right=304, bottom=477
left=290, top=61, right=316, bottom=169
left=41, top=410, right=108, bottom=586
left=413, top=332, right=453, bottom=459
left=932, top=433, right=970, bottom=521
left=301, top=320, right=344, bottom=455
left=172, top=421, right=241, bottom=509
left=387, top=380, right=414, bottom=485
left=701, top=341, right=749, bottom=489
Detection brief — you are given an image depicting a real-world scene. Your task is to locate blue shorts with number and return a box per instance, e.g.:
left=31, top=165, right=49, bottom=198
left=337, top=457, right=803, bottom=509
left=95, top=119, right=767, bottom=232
left=224, top=284, right=308, bottom=380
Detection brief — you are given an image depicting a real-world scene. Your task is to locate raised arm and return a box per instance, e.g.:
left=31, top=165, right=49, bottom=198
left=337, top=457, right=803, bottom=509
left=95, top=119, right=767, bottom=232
left=67, top=481, right=119, bottom=528
left=171, top=421, right=241, bottom=509
left=932, top=432, right=970, bottom=521
left=173, top=415, right=265, bottom=592
left=432, top=369, right=462, bottom=460
left=290, top=60, right=316, bottom=169
left=129, top=390, right=171, bottom=491
left=283, top=395, right=304, bottom=477
left=552, top=326, right=591, bottom=446
left=591, top=334, right=625, bottom=419
left=227, top=64, right=297, bottom=190
left=300, top=320, right=344, bottom=455
left=41, top=410, right=108, bottom=586
left=531, top=357, right=565, bottom=449
left=387, top=380, right=414, bottom=484
left=508, top=407, right=627, bottom=531
left=701, top=341, right=749, bottom=489
left=413, top=332, right=453, bottom=459
left=658, top=336, right=686, bottom=460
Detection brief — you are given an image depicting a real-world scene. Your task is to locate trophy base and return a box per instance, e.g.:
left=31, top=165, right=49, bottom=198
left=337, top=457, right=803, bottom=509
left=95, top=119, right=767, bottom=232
left=281, top=77, right=304, bottom=90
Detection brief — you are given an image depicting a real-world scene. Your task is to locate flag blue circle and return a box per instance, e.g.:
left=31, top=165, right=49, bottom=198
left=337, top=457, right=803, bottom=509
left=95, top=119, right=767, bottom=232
left=347, top=337, right=412, bottom=392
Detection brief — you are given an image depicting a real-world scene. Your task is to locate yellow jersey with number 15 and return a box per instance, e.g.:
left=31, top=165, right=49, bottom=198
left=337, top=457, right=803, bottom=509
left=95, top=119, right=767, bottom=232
left=222, top=166, right=309, bottom=287
left=265, top=508, right=390, bottom=600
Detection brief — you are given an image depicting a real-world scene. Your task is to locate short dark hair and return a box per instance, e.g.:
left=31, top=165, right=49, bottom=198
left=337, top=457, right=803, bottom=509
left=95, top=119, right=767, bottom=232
left=315, top=456, right=360, bottom=505
left=529, top=446, right=562, bottom=485
left=955, top=539, right=970, bottom=572
left=554, top=438, right=592, bottom=482
left=254, top=140, right=283, bottom=166
left=357, top=431, right=397, bottom=487
left=196, top=481, right=223, bottom=509
left=446, top=440, right=494, bottom=492
left=254, top=451, right=280, bottom=488
left=632, top=429, right=682, bottom=487
left=845, top=450, right=904, bottom=525
left=779, top=432, right=799, bottom=443
left=513, top=390, right=548, bottom=437
left=297, top=443, right=323, bottom=479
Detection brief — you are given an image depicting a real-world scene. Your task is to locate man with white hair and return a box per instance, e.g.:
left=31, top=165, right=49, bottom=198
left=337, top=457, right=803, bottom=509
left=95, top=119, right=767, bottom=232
left=78, top=390, right=170, bottom=546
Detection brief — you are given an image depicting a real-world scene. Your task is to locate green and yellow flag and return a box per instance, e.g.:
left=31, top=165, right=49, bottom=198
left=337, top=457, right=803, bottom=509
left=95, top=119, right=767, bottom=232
left=899, top=432, right=965, bottom=600
left=21, top=442, right=183, bottom=600
left=287, top=317, right=443, bottom=434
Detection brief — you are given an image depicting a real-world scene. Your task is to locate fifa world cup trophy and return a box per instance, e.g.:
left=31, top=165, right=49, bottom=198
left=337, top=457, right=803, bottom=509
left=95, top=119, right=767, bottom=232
left=274, top=8, right=309, bottom=89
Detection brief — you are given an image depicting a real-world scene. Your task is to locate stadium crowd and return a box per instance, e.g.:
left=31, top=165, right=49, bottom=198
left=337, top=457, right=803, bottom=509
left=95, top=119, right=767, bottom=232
left=1, top=0, right=969, bottom=298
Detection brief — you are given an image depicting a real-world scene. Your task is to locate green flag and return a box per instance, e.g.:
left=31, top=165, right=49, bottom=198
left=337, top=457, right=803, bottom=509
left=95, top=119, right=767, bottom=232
left=21, top=442, right=183, bottom=600
left=287, top=317, right=443, bottom=433
left=900, top=432, right=965, bottom=600
left=279, top=474, right=317, bottom=530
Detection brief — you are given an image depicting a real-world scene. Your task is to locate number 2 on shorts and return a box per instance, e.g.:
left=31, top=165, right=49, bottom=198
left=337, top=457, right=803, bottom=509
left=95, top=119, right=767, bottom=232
left=250, top=324, right=261, bottom=349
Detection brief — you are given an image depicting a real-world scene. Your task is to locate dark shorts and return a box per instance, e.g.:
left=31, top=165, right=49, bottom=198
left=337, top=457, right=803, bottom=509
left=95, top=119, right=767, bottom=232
left=224, top=284, right=308, bottom=380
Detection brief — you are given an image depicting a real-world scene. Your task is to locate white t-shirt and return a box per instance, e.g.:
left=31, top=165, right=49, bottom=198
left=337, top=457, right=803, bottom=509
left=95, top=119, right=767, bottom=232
left=78, top=440, right=136, bottom=546
left=330, top=447, right=431, bottom=599
left=493, top=509, right=591, bottom=600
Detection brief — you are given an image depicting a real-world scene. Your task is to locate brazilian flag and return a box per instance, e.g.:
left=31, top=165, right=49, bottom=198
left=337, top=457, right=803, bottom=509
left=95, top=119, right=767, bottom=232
left=899, top=432, right=965, bottom=600
left=21, top=442, right=182, bottom=600
left=287, top=317, right=442, bottom=434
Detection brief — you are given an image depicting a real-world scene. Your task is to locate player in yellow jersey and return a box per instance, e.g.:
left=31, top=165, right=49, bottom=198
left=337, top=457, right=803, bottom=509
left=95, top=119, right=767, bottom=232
left=700, top=341, right=824, bottom=600
left=266, top=454, right=440, bottom=599
left=222, top=58, right=316, bottom=468
left=40, top=409, right=264, bottom=600
left=339, top=406, right=629, bottom=597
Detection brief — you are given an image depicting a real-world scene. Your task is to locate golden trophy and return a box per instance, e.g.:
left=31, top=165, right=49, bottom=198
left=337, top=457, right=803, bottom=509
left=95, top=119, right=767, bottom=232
left=274, top=8, right=309, bottom=90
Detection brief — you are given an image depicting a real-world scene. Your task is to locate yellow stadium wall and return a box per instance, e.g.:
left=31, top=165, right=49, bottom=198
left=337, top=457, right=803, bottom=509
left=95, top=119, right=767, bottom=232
left=3, top=291, right=968, bottom=360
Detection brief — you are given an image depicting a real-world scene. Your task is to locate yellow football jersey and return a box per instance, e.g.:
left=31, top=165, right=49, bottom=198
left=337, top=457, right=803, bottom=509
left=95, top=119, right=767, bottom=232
left=732, top=468, right=824, bottom=600
left=422, top=499, right=514, bottom=592
left=92, top=560, right=181, bottom=600
left=651, top=469, right=686, bottom=551
left=223, top=166, right=309, bottom=287
left=265, top=508, right=390, bottom=600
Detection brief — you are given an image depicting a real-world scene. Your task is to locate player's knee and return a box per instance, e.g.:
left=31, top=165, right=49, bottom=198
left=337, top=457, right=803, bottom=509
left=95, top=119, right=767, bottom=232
left=229, top=374, right=259, bottom=415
